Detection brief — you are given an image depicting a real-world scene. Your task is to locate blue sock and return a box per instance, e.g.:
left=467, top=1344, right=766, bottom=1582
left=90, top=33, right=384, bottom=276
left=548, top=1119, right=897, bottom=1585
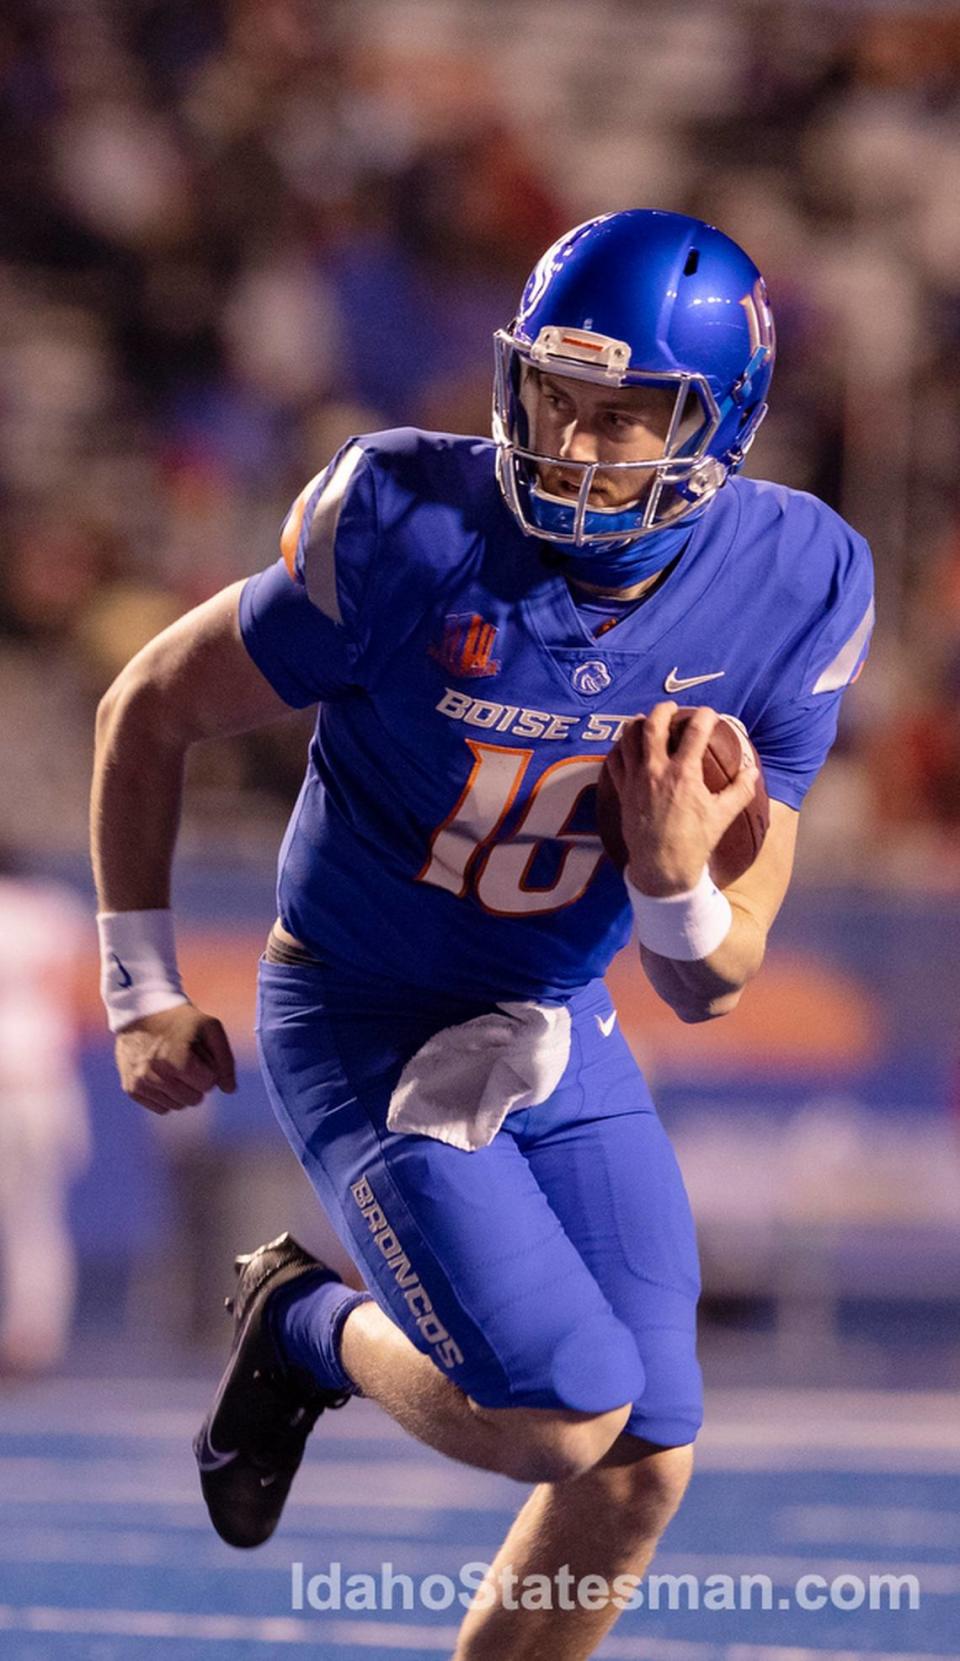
left=268, top=1271, right=369, bottom=1395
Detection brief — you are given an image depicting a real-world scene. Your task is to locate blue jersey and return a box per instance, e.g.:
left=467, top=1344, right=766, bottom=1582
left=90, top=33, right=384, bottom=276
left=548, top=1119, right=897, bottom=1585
left=239, top=429, right=873, bottom=1000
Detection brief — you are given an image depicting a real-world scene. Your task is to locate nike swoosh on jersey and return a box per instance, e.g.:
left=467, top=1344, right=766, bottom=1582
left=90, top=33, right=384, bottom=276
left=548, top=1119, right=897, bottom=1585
left=196, top=1429, right=240, bottom=1472
left=595, top=1011, right=617, bottom=1038
left=664, top=667, right=726, bottom=693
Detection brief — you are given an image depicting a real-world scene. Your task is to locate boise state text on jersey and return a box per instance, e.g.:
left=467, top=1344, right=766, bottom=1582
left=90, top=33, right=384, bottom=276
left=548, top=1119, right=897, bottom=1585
left=239, top=428, right=874, bottom=1001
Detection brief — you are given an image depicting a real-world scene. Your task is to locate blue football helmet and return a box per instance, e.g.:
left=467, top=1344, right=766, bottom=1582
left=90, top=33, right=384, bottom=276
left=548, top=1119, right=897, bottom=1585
left=493, top=209, right=775, bottom=549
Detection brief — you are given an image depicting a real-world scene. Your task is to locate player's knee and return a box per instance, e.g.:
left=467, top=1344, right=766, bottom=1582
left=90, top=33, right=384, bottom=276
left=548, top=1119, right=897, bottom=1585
left=594, top=1439, right=695, bottom=1534
left=474, top=1402, right=631, bottom=1483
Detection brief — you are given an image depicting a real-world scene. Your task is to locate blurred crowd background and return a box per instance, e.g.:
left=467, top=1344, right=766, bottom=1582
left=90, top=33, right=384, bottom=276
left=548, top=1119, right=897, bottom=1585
left=1, top=0, right=959, bottom=1375
left=3, top=0, right=960, bottom=875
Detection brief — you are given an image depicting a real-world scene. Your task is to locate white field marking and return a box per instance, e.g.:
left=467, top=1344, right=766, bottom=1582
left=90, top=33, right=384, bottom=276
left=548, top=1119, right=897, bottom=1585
left=8, top=1385, right=957, bottom=1427
left=0, top=1457, right=517, bottom=1511
left=0, top=1528, right=168, bottom=1566
left=0, top=1526, right=499, bottom=1573
left=330, top=1632, right=710, bottom=1660
left=7, top=1445, right=960, bottom=1507
left=603, top=1649, right=948, bottom=1661
left=706, top=1389, right=960, bottom=1418
left=715, top=1652, right=948, bottom=1661
left=0, top=1606, right=320, bottom=1643
left=0, top=1398, right=407, bottom=1443
left=81, top=1505, right=466, bottom=1541
left=0, top=1611, right=949, bottom=1661
left=12, top=1381, right=956, bottom=1415
left=319, top=1627, right=469, bottom=1654
left=694, top=1445, right=960, bottom=1474
left=4, top=1446, right=960, bottom=1508
left=655, top=1554, right=959, bottom=1595
left=10, top=1410, right=955, bottom=1457
left=780, top=1505, right=960, bottom=1548
left=0, top=1529, right=956, bottom=1594
left=4, top=1385, right=955, bottom=1452
left=699, top=1418, right=960, bottom=1451
left=3, top=1509, right=453, bottom=1543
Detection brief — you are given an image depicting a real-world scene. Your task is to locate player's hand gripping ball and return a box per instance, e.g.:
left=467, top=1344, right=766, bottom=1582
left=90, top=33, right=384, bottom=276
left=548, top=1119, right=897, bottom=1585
left=597, top=707, right=770, bottom=889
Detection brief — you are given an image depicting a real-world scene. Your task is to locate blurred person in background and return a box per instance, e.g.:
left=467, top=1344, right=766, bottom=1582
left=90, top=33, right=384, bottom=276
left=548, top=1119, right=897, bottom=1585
left=0, top=849, right=90, bottom=1376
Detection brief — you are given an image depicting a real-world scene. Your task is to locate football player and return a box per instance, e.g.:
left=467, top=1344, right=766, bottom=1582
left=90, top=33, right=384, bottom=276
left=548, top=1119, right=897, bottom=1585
left=92, top=210, right=874, bottom=1660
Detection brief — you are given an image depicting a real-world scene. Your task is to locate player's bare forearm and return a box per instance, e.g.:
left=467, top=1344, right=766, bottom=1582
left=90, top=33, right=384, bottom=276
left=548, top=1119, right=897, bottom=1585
left=92, top=691, right=187, bottom=911
left=92, top=583, right=296, bottom=1114
left=639, top=898, right=767, bottom=1023
left=636, top=799, right=799, bottom=1022
left=605, top=705, right=798, bottom=1023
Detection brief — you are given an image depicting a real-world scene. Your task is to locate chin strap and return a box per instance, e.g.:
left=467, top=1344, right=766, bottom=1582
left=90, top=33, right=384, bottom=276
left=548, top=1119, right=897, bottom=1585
left=549, top=517, right=698, bottom=588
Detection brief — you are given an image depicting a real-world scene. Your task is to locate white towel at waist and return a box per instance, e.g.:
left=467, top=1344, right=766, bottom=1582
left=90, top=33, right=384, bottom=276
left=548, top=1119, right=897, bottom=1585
left=386, top=1000, right=572, bottom=1152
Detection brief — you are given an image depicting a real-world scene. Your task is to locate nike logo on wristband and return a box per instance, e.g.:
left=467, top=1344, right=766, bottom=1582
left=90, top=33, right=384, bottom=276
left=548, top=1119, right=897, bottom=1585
left=110, top=953, right=134, bottom=989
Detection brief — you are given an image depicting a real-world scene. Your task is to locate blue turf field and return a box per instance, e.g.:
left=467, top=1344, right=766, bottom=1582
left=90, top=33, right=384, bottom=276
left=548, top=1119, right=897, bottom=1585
left=0, top=1378, right=958, bottom=1659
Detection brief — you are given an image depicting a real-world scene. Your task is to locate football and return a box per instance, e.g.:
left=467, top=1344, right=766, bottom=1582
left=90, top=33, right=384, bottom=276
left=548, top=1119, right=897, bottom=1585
left=596, top=709, right=770, bottom=888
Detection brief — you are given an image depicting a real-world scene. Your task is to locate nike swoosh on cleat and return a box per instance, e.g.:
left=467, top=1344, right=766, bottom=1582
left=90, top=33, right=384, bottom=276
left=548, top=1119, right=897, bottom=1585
left=596, top=1011, right=617, bottom=1037
left=196, top=1429, right=240, bottom=1472
left=664, top=667, right=726, bottom=693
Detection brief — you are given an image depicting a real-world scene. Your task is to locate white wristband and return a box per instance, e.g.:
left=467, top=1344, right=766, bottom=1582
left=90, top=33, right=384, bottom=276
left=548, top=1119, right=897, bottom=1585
left=626, top=867, right=733, bottom=962
left=97, top=909, right=189, bottom=1034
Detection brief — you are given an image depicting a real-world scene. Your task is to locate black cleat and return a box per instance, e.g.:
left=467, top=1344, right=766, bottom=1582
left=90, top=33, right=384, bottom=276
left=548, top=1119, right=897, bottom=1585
left=194, top=1232, right=351, bottom=1548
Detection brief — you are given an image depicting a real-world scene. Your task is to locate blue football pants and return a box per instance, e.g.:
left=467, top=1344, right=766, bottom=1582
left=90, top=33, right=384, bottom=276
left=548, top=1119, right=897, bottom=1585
left=256, top=959, right=702, bottom=1447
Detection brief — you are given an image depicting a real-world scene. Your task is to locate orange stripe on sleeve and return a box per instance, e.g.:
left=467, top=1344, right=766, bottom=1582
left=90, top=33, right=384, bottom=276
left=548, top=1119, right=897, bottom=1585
left=280, top=491, right=309, bottom=577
